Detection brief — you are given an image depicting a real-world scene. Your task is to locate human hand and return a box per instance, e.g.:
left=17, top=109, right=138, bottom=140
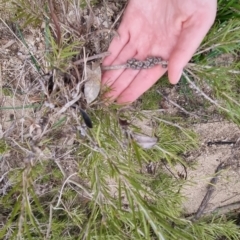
left=101, top=0, right=217, bottom=104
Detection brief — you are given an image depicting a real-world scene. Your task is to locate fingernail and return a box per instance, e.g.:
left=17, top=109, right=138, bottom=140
left=170, top=70, right=182, bottom=85
left=176, top=70, right=183, bottom=83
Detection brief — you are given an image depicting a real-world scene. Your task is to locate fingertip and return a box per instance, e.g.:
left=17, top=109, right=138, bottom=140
left=117, top=66, right=166, bottom=103
left=102, top=31, right=130, bottom=65
left=168, top=67, right=183, bottom=84
left=167, top=11, right=214, bottom=84
left=116, top=95, right=133, bottom=105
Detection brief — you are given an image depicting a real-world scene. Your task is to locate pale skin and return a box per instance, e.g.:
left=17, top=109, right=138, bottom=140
left=101, top=0, right=217, bottom=104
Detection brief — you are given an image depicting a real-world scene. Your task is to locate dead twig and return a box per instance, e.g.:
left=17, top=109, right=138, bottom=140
left=73, top=51, right=110, bottom=66
left=192, top=162, right=229, bottom=221
left=183, top=70, right=230, bottom=113
left=156, top=90, right=199, bottom=118
left=48, top=0, right=62, bottom=46
left=187, top=63, right=240, bottom=74
left=102, top=57, right=168, bottom=71
left=109, top=2, right=127, bottom=33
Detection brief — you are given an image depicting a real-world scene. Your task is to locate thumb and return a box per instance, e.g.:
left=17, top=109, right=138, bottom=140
left=168, top=10, right=216, bottom=84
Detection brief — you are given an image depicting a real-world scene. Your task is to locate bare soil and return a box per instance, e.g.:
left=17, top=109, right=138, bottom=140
left=183, top=121, right=240, bottom=216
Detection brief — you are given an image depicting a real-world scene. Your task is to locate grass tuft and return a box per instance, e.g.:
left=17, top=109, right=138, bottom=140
left=0, top=0, right=240, bottom=239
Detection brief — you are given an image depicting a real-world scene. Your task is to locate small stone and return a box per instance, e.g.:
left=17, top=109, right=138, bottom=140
left=146, top=57, right=154, bottom=63
left=131, top=65, right=137, bottom=69
left=161, top=61, right=168, bottom=68
left=137, top=61, right=143, bottom=67
left=144, top=61, right=151, bottom=67
left=127, top=58, right=135, bottom=65
left=154, top=57, right=162, bottom=64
